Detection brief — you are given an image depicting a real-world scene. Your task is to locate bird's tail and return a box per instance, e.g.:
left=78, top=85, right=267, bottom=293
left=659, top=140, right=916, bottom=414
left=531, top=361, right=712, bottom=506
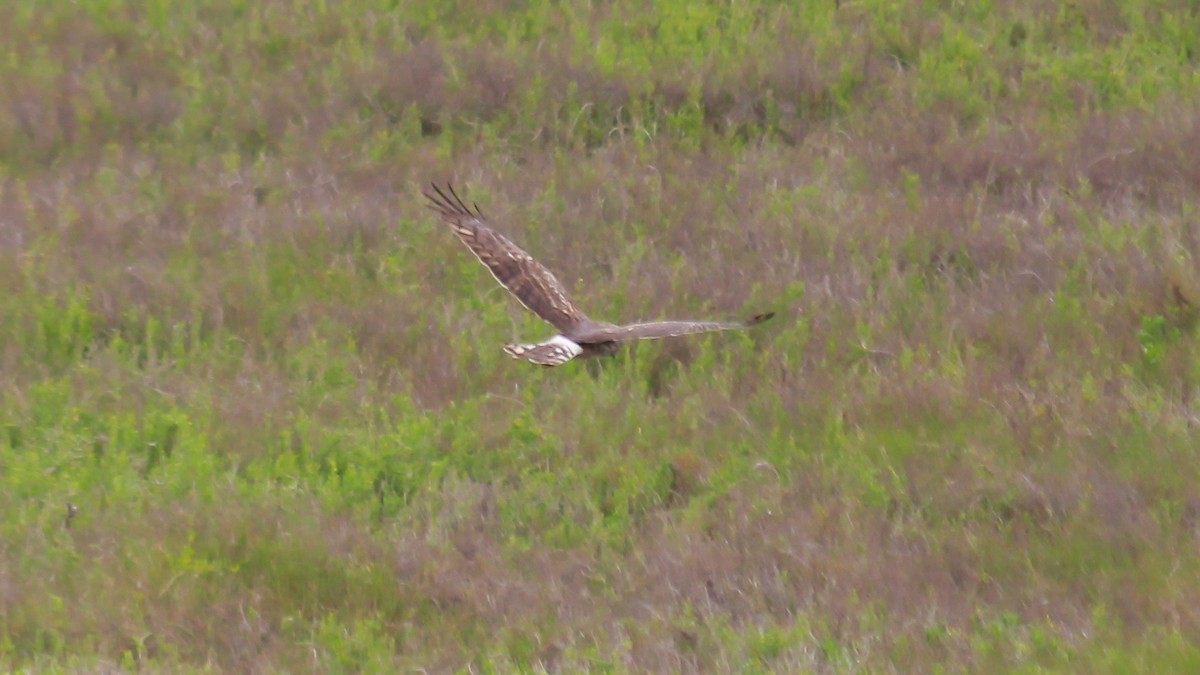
left=503, top=335, right=583, bottom=367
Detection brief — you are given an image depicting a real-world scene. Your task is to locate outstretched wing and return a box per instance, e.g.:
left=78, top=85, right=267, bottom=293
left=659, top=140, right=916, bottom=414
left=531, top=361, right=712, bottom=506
left=573, top=312, right=775, bottom=343
left=424, top=183, right=588, bottom=332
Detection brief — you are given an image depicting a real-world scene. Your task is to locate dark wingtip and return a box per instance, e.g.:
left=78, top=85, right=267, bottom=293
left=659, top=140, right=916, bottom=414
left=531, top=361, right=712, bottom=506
left=746, top=312, right=776, bottom=326
left=423, top=181, right=485, bottom=219
left=423, top=181, right=481, bottom=218
left=422, top=181, right=449, bottom=209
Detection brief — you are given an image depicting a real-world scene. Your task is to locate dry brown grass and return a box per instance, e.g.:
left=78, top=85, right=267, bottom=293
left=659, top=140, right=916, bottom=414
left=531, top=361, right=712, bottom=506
left=4, top=0, right=1200, bottom=671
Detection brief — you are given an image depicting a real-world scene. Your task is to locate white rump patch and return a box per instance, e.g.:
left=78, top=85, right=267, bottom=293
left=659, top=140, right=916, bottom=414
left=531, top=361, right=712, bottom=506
left=503, top=334, right=583, bottom=366
left=546, top=335, right=583, bottom=357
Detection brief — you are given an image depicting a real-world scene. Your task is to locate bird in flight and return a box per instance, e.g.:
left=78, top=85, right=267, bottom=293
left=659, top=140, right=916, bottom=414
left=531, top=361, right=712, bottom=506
left=424, top=183, right=774, bottom=367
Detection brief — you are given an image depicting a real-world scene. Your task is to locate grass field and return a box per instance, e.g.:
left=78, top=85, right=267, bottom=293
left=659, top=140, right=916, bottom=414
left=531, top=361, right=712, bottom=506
left=3, top=0, right=1200, bottom=671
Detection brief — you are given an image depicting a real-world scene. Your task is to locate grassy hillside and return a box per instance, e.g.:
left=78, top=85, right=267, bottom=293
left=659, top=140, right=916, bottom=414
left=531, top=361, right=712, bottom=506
left=3, top=0, right=1200, bottom=671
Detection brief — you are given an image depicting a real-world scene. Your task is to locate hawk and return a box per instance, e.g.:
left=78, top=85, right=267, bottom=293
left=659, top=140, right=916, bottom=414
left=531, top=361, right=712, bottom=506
left=424, top=183, right=774, bottom=367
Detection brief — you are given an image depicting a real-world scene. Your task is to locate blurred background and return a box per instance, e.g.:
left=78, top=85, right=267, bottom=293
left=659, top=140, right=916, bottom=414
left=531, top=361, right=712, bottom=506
left=2, top=1, right=1199, bottom=671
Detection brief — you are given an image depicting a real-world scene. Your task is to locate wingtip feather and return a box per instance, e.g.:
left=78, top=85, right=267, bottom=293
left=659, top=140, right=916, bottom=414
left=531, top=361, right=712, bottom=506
left=424, top=181, right=483, bottom=219
left=746, top=311, right=776, bottom=326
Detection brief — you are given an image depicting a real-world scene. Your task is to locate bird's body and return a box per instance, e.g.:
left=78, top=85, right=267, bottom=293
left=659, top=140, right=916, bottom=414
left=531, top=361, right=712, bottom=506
left=424, top=183, right=773, bottom=367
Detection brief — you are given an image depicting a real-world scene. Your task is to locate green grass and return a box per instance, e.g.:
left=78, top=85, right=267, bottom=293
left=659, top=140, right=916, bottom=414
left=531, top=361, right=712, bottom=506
left=3, top=0, right=1200, bottom=671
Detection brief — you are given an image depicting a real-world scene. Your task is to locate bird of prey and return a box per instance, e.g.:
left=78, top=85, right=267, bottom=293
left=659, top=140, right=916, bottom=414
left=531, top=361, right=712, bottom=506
left=424, top=183, right=774, bottom=367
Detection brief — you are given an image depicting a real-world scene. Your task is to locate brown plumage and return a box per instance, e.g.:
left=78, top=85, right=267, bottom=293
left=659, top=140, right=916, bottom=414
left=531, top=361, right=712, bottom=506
left=424, top=183, right=774, bottom=367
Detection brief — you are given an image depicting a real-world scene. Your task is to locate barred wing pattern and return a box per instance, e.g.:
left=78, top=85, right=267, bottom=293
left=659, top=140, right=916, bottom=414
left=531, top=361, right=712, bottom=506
left=503, top=335, right=584, bottom=367
left=571, top=313, right=776, bottom=343
left=424, top=184, right=587, bottom=333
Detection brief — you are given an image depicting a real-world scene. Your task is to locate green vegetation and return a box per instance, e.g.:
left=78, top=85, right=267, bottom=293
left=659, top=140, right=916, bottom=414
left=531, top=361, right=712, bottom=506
left=3, top=0, right=1200, bottom=671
